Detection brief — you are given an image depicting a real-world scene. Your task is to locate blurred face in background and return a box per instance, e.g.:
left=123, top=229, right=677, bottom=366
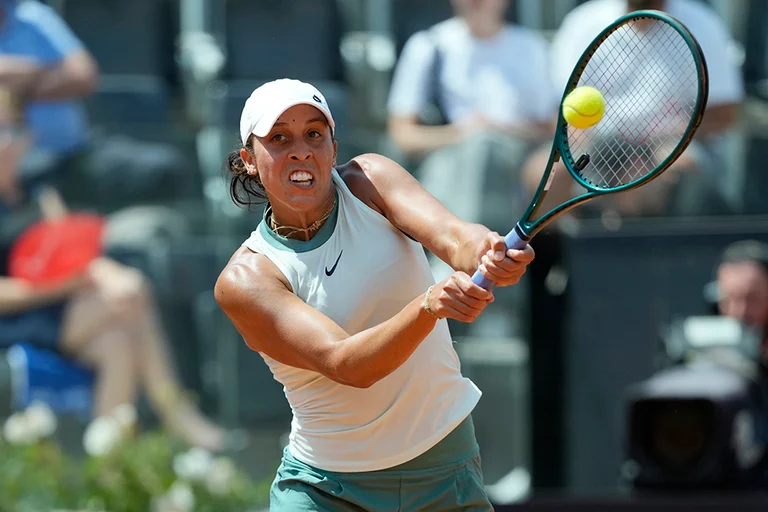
left=717, top=261, right=768, bottom=336
left=627, top=0, right=665, bottom=12
left=451, top=0, right=510, bottom=25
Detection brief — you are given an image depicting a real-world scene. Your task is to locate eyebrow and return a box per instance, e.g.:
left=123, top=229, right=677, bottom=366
left=273, top=117, right=327, bottom=127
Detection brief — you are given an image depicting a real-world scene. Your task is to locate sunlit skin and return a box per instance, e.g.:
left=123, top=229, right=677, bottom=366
left=0, top=93, right=28, bottom=206
left=450, top=0, right=509, bottom=38
left=240, top=104, right=338, bottom=241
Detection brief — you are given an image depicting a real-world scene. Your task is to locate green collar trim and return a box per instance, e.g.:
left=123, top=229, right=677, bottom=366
left=258, top=190, right=339, bottom=253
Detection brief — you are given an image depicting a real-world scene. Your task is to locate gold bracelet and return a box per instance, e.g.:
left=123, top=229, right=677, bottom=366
left=423, top=285, right=440, bottom=319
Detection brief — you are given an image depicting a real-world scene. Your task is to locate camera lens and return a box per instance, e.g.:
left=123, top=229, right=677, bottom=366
left=635, top=399, right=715, bottom=474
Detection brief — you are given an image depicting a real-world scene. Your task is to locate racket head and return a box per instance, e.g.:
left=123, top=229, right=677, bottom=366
left=8, top=213, right=106, bottom=286
left=521, top=10, right=709, bottom=236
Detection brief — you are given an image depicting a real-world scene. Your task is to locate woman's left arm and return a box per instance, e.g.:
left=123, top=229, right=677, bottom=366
left=342, top=153, right=534, bottom=286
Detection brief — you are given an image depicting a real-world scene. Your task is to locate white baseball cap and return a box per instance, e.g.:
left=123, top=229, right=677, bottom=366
left=239, top=78, right=335, bottom=145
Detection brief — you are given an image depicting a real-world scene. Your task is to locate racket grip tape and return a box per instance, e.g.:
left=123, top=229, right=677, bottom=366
left=470, top=224, right=530, bottom=290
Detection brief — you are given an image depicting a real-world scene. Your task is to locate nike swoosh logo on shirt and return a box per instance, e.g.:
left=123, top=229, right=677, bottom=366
left=325, top=250, right=343, bottom=277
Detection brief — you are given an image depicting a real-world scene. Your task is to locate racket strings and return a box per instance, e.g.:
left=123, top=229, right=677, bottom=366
left=567, top=17, right=700, bottom=190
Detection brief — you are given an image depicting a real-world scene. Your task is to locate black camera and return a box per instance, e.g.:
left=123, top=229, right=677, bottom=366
left=623, top=316, right=767, bottom=490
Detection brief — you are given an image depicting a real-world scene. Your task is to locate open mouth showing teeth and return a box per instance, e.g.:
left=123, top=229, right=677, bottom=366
left=290, top=171, right=313, bottom=184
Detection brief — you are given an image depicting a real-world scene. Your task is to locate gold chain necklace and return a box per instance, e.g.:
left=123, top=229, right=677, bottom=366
left=267, top=195, right=336, bottom=239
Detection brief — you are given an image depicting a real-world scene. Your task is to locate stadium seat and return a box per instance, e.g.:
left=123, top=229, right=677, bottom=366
left=142, top=237, right=242, bottom=415
left=217, top=0, right=350, bottom=139
left=59, top=0, right=178, bottom=130
left=147, top=235, right=290, bottom=424
left=144, top=237, right=226, bottom=303
left=223, top=0, right=344, bottom=82
left=743, top=0, right=768, bottom=95
left=742, top=130, right=768, bottom=215
left=391, top=0, right=455, bottom=54
left=85, top=75, right=172, bottom=128
left=221, top=79, right=350, bottom=139
left=6, top=344, right=95, bottom=420
left=193, top=290, right=292, bottom=425
left=59, top=0, right=176, bottom=77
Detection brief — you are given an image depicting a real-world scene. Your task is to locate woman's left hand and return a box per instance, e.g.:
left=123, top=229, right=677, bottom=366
left=475, top=231, right=535, bottom=287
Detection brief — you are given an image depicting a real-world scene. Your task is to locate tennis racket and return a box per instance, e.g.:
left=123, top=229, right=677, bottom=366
left=472, top=10, right=709, bottom=289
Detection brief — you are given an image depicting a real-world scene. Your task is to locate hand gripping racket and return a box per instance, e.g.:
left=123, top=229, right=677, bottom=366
left=472, top=10, right=709, bottom=289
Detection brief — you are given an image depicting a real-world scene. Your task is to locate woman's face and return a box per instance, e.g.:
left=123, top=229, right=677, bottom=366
left=242, top=104, right=337, bottom=220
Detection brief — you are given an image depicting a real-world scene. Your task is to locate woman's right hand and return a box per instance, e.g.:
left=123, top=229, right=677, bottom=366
left=426, top=272, right=494, bottom=322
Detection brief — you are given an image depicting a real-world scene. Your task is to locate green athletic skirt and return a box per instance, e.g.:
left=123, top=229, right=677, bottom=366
left=269, top=415, right=493, bottom=511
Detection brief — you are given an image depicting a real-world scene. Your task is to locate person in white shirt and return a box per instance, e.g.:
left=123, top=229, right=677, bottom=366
left=387, top=0, right=557, bottom=335
left=551, top=0, right=742, bottom=135
left=387, top=0, right=558, bottom=156
left=521, top=0, right=743, bottom=219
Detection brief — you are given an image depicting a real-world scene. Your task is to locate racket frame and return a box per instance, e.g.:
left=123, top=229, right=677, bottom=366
left=518, top=9, right=710, bottom=240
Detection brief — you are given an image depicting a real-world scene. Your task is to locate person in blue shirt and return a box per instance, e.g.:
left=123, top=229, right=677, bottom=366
left=0, top=0, right=97, bottom=190
left=0, top=0, right=186, bottom=210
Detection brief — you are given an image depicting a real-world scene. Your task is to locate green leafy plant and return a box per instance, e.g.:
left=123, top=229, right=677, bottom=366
left=0, top=403, right=271, bottom=512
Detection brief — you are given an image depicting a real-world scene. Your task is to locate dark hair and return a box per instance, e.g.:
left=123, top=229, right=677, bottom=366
left=720, top=240, right=768, bottom=276
left=225, top=135, right=267, bottom=207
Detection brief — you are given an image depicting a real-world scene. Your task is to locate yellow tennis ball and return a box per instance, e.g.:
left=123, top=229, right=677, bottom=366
left=562, top=86, right=605, bottom=129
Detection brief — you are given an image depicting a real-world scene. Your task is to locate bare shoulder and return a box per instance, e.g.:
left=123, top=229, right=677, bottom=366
left=343, top=153, right=410, bottom=182
left=214, top=247, right=291, bottom=312
left=336, top=153, right=415, bottom=214
left=214, top=247, right=348, bottom=361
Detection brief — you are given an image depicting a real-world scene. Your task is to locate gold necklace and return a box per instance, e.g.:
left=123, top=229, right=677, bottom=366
left=267, top=195, right=337, bottom=239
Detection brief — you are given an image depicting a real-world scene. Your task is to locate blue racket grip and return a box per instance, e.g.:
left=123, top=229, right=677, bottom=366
left=470, top=226, right=530, bottom=290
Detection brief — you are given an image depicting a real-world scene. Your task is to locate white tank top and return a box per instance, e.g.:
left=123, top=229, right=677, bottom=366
left=241, top=170, right=481, bottom=472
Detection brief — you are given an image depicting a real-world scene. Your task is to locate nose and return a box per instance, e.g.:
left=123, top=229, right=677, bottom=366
left=289, top=140, right=312, bottom=161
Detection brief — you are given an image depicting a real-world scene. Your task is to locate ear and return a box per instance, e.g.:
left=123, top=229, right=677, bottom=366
left=239, top=147, right=258, bottom=175
left=332, top=138, right=339, bottom=165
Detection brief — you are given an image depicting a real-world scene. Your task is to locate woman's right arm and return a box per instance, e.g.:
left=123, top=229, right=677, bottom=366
left=0, top=275, right=87, bottom=315
left=215, top=249, right=492, bottom=389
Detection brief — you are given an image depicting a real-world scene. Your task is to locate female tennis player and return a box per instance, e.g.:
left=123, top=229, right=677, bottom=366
left=216, top=79, right=534, bottom=511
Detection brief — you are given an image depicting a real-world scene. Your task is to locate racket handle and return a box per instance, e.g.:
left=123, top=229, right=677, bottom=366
left=471, top=225, right=530, bottom=290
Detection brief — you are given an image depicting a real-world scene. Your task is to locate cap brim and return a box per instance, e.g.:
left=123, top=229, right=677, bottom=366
left=251, top=101, right=335, bottom=138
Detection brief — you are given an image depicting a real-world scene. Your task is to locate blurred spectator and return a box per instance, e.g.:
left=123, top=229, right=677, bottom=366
left=0, top=0, right=188, bottom=211
left=0, top=0, right=94, bottom=190
left=716, top=240, right=768, bottom=359
left=0, top=88, right=230, bottom=452
left=551, top=0, right=742, bottom=139
left=387, top=0, right=557, bottom=282
left=714, top=240, right=768, bottom=460
left=521, top=0, right=743, bottom=220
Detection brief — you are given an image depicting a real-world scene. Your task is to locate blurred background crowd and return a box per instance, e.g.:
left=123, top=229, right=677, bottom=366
left=0, top=0, right=768, bottom=509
